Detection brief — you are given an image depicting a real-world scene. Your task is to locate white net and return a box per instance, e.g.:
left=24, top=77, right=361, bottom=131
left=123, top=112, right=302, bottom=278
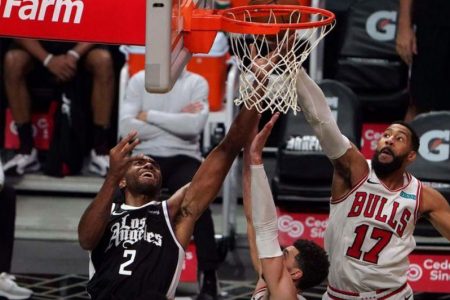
left=227, top=7, right=335, bottom=114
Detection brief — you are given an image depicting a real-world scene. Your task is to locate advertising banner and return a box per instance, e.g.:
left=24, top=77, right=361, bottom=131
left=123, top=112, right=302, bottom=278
left=0, top=0, right=146, bottom=45
left=361, top=123, right=389, bottom=159
left=180, top=242, right=197, bottom=282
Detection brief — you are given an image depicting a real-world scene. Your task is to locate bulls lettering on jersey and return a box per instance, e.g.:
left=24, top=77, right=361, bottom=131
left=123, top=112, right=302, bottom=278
left=87, top=201, right=185, bottom=299
left=325, top=167, right=422, bottom=292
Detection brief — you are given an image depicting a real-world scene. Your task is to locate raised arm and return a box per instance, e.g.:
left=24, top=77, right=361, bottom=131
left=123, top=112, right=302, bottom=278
left=420, top=186, right=450, bottom=241
left=246, top=113, right=298, bottom=299
left=78, top=132, right=141, bottom=250
left=169, top=106, right=259, bottom=248
left=295, top=68, right=368, bottom=198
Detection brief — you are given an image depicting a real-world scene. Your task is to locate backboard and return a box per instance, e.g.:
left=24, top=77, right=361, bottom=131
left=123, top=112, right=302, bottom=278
left=145, top=0, right=211, bottom=93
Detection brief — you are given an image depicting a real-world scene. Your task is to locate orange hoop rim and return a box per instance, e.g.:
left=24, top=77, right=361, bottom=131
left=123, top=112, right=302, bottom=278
left=219, top=5, right=335, bottom=35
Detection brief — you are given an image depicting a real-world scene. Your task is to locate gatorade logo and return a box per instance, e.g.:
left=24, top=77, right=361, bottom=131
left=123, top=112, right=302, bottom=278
left=366, top=11, right=397, bottom=41
left=418, top=130, right=450, bottom=162
left=1, top=0, right=84, bottom=24
left=407, top=264, right=423, bottom=282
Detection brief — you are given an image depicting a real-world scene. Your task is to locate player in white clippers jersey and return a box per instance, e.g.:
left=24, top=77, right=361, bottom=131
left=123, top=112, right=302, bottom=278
left=242, top=113, right=329, bottom=300
left=78, top=106, right=260, bottom=299
left=295, top=68, right=450, bottom=300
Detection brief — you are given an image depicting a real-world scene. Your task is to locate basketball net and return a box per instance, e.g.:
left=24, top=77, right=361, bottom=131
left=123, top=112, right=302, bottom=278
left=227, top=8, right=335, bottom=114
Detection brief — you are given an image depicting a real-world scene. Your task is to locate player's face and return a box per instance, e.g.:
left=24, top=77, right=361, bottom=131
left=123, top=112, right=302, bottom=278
left=372, top=124, right=414, bottom=176
left=125, top=156, right=162, bottom=198
left=283, top=245, right=301, bottom=277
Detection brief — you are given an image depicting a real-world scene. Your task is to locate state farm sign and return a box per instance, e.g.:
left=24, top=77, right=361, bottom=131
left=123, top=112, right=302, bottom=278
left=2, top=0, right=84, bottom=23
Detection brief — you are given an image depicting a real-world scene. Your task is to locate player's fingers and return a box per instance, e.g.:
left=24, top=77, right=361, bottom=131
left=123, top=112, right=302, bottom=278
left=250, top=43, right=256, bottom=60
left=261, top=112, right=280, bottom=135
left=121, top=138, right=140, bottom=155
left=116, top=131, right=138, bottom=149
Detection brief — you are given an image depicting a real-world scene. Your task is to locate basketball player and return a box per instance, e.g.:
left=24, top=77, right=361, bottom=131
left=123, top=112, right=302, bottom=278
left=78, top=105, right=259, bottom=299
left=242, top=112, right=329, bottom=300
left=295, top=68, right=450, bottom=299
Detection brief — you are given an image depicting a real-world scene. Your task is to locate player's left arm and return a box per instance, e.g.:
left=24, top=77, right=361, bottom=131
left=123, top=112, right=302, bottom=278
left=168, top=106, right=259, bottom=249
left=420, top=185, right=450, bottom=241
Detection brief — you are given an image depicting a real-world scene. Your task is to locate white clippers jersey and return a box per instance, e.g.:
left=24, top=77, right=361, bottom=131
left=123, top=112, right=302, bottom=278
left=325, top=167, right=422, bottom=292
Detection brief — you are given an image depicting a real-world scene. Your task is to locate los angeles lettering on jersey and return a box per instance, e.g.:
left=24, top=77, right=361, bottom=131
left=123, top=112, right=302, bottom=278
left=106, top=215, right=163, bottom=250
left=347, top=191, right=413, bottom=237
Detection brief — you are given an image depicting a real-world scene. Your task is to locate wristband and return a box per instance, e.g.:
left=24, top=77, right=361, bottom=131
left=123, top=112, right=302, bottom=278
left=43, top=54, right=54, bottom=67
left=67, top=50, right=80, bottom=60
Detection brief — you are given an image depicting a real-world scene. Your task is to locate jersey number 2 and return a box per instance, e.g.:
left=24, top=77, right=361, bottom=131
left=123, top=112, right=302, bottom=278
left=346, top=224, right=392, bottom=264
left=119, top=249, right=136, bottom=275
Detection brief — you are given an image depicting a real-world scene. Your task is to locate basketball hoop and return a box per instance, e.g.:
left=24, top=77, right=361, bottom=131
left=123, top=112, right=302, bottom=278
left=224, top=5, right=335, bottom=113
left=186, top=4, right=335, bottom=113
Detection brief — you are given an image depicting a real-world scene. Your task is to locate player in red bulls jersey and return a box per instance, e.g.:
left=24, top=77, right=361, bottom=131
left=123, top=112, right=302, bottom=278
left=295, top=68, right=450, bottom=300
left=77, top=106, right=259, bottom=300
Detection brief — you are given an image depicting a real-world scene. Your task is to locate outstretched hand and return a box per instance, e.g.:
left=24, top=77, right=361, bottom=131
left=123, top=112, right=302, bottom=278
left=108, top=131, right=142, bottom=180
left=248, top=113, right=280, bottom=165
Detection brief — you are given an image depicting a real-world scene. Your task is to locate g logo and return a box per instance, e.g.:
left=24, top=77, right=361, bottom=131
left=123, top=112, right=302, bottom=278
left=418, top=130, right=450, bottom=162
left=366, top=11, right=397, bottom=41
left=278, top=215, right=304, bottom=238
left=407, top=264, right=423, bottom=282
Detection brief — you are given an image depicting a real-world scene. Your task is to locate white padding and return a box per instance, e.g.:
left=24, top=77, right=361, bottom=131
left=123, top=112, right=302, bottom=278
left=251, top=165, right=283, bottom=259
left=296, top=68, right=351, bottom=160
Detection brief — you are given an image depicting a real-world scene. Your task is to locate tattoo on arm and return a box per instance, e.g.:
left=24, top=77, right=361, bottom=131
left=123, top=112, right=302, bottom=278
left=173, top=206, right=194, bottom=225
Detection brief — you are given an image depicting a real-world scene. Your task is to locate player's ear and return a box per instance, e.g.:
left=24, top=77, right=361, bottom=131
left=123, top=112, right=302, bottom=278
left=291, top=268, right=303, bottom=281
left=119, top=178, right=126, bottom=189
left=407, top=150, right=417, bottom=163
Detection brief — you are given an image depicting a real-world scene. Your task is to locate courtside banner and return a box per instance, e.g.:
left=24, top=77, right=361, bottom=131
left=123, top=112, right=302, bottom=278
left=276, top=209, right=450, bottom=293
left=0, top=0, right=146, bottom=45
left=407, top=252, right=450, bottom=293
left=277, top=209, right=327, bottom=248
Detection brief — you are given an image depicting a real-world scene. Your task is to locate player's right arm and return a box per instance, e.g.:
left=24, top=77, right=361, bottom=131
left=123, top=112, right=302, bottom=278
left=168, top=106, right=259, bottom=249
left=295, top=68, right=368, bottom=199
left=78, top=132, right=140, bottom=250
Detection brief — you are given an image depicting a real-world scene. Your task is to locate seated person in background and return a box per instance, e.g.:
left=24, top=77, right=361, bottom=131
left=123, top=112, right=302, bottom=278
left=242, top=113, right=329, bottom=300
left=119, top=69, right=220, bottom=299
left=0, top=160, right=33, bottom=299
left=3, top=39, right=114, bottom=176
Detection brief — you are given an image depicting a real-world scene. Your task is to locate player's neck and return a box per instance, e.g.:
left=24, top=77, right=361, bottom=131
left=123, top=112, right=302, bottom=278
left=125, top=193, right=156, bottom=207
left=377, top=169, right=407, bottom=190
